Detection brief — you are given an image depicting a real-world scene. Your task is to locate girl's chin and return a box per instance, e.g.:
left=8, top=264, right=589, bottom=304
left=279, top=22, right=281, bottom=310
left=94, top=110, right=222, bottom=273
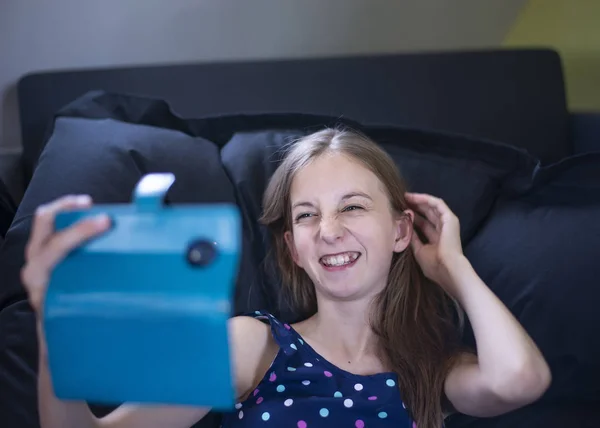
left=313, top=281, right=374, bottom=303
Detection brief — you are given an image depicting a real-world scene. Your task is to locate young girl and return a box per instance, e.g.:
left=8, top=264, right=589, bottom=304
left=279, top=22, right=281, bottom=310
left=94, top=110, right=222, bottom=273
left=22, top=128, right=550, bottom=428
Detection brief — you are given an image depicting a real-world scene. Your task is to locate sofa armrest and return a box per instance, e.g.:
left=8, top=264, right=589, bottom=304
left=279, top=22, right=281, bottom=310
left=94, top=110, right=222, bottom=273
left=570, top=112, right=600, bottom=155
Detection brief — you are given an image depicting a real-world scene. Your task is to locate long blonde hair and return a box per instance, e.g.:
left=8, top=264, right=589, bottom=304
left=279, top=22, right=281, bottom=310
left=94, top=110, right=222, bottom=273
left=259, top=128, right=463, bottom=428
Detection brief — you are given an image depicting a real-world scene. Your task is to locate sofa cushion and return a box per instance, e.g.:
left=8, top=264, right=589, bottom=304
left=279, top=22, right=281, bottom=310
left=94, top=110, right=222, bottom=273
left=446, top=401, right=600, bottom=428
left=0, top=98, right=240, bottom=428
left=463, top=153, right=600, bottom=404
left=0, top=110, right=238, bottom=310
left=0, top=301, right=39, bottom=428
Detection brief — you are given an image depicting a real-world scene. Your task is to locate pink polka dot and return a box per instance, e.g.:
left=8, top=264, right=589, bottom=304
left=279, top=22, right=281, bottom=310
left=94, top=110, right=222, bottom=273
left=297, top=421, right=307, bottom=428
left=256, top=397, right=264, bottom=404
left=324, top=370, right=333, bottom=377
left=269, top=372, right=277, bottom=382
left=368, top=396, right=377, bottom=400
left=253, top=389, right=259, bottom=396
left=284, top=324, right=291, bottom=330
left=355, top=420, right=365, bottom=428
left=413, top=423, right=417, bottom=428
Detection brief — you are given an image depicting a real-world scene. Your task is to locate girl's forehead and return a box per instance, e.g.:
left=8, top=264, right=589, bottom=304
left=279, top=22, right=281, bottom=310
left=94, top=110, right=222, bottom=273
left=295, top=153, right=373, bottom=181
left=289, top=156, right=385, bottom=202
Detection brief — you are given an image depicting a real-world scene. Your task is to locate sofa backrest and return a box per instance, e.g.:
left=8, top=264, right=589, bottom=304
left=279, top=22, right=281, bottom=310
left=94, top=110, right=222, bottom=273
left=17, top=49, right=570, bottom=186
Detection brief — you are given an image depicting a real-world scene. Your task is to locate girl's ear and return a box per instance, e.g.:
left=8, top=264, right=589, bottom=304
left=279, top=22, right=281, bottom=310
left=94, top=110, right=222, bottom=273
left=393, top=209, right=414, bottom=253
left=284, top=230, right=303, bottom=267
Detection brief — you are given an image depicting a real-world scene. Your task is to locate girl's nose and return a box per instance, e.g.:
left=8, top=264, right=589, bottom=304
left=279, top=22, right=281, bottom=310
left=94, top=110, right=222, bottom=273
left=319, top=217, right=344, bottom=243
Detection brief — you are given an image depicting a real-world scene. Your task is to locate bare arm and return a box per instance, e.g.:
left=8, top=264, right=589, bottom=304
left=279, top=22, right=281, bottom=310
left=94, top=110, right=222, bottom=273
left=443, top=256, right=551, bottom=417
left=405, top=192, right=551, bottom=418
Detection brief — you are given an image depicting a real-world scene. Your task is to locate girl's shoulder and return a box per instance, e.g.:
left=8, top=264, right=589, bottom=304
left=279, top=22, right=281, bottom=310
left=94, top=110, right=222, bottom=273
left=229, top=311, right=304, bottom=399
left=228, top=312, right=280, bottom=401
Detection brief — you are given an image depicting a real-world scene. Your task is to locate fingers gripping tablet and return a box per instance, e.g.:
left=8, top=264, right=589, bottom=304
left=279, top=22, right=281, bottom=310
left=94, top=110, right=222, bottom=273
left=44, top=173, right=241, bottom=410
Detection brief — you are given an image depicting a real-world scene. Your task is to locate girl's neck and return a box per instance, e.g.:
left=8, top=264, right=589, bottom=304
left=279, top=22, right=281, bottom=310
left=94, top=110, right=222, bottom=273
left=299, top=299, right=381, bottom=367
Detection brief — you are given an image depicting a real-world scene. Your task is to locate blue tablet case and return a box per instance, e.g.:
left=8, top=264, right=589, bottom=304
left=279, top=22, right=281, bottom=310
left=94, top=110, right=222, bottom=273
left=44, top=173, right=241, bottom=410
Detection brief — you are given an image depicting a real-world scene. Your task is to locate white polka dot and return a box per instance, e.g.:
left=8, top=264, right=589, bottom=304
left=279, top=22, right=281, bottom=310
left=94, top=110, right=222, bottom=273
left=262, top=412, right=270, bottom=421
left=284, top=398, right=294, bottom=407
left=238, top=410, right=244, bottom=419
left=235, top=403, right=242, bottom=409
left=302, top=380, right=310, bottom=386
left=290, top=344, right=297, bottom=350
left=344, top=398, right=354, bottom=408
left=298, top=338, right=304, bottom=345
left=354, top=383, right=363, bottom=391
left=386, top=379, right=396, bottom=387
left=304, top=362, right=313, bottom=367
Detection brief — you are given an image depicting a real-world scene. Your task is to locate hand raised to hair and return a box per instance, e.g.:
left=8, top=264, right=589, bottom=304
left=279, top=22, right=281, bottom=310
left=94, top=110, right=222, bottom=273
left=404, top=192, right=465, bottom=295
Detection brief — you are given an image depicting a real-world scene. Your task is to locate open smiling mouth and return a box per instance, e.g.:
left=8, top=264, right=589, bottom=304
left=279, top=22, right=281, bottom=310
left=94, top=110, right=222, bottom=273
left=319, top=252, right=361, bottom=270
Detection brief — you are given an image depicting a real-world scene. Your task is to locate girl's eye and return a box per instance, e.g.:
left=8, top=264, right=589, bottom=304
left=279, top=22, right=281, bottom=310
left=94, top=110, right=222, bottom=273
left=295, top=213, right=314, bottom=222
left=342, top=205, right=363, bottom=212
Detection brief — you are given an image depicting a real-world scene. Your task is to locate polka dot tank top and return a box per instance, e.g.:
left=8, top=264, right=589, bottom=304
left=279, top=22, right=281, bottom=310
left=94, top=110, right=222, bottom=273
left=220, top=310, right=416, bottom=428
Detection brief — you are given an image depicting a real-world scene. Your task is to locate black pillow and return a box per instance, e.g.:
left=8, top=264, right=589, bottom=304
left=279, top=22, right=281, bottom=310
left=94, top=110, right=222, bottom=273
left=0, top=116, right=237, bottom=309
left=462, top=153, right=600, bottom=404
left=0, top=103, right=239, bottom=428
left=220, top=125, right=538, bottom=322
left=366, top=127, right=536, bottom=242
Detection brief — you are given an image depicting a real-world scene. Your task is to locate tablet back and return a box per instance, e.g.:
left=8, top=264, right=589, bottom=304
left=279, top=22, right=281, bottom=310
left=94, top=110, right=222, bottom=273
left=44, top=173, right=241, bottom=410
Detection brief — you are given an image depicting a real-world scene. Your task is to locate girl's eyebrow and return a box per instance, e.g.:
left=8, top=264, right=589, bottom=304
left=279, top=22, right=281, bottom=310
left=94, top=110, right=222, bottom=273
left=291, top=200, right=314, bottom=210
left=341, top=191, right=372, bottom=201
left=292, top=192, right=372, bottom=210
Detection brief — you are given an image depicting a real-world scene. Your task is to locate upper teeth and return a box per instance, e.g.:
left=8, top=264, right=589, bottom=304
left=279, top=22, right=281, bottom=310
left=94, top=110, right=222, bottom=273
left=321, top=252, right=359, bottom=266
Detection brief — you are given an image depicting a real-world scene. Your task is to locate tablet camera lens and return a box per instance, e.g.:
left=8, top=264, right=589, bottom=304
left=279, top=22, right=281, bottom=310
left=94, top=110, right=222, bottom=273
left=186, top=240, right=217, bottom=267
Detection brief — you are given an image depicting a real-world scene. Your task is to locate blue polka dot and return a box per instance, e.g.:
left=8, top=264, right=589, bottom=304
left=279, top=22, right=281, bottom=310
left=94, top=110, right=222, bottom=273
left=334, top=391, right=343, bottom=398
left=378, top=412, right=388, bottom=419
left=276, top=385, right=285, bottom=392
left=298, top=338, right=304, bottom=345
left=287, top=367, right=296, bottom=371
left=320, top=408, right=329, bottom=417
left=386, top=379, right=396, bottom=387
left=254, top=310, right=261, bottom=315
left=262, top=412, right=270, bottom=421
left=290, top=344, right=297, bottom=350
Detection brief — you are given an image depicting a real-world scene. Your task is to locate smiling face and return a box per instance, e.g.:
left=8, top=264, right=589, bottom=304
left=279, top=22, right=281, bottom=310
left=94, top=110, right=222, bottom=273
left=284, top=152, right=413, bottom=302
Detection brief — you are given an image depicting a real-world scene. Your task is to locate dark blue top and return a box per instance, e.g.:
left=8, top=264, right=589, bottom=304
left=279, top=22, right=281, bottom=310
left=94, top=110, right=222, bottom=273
left=221, top=310, right=415, bottom=427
